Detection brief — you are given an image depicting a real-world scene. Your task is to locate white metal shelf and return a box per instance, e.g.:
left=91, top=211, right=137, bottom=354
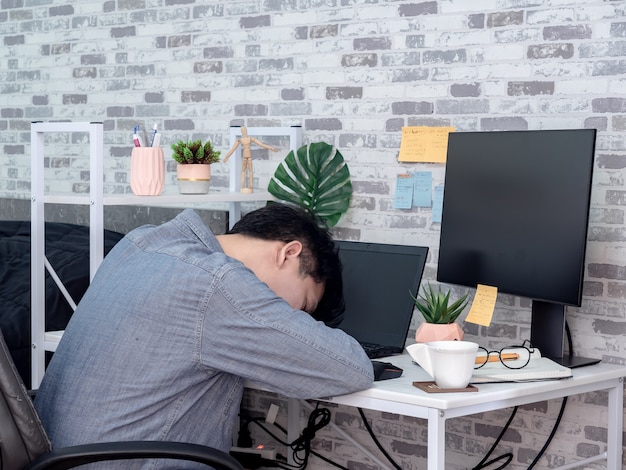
left=30, top=123, right=302, bottom=386
left=44, top=191, right=275, bottom=206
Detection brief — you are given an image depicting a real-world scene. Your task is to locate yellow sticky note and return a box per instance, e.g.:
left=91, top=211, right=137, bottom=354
left=398, top=126, right=455, bottom=163
left=465, top=284, right=498, bottom=327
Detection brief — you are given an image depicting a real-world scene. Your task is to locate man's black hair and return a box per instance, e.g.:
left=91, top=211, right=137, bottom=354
left=228, top=203, right=344, bottom=327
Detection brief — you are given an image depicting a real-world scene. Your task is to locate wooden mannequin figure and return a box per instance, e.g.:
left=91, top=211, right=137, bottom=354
left=223, top=127, right=279, bottom=193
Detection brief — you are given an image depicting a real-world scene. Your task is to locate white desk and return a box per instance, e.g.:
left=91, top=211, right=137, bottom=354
left=305, top=354, right=626, bottom=470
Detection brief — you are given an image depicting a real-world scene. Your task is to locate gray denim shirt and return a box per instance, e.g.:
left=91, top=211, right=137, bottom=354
left=35, top=209, right=373, bottom=468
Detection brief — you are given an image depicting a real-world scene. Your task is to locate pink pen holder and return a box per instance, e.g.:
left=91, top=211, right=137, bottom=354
left=130, top=147, right=165, bottom=196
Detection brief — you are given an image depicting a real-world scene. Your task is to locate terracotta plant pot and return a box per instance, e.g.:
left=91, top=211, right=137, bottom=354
left=177, top=164, right=211, bottom=194
left=415, top=322, right=464, bottom=343
left=130, top=147, right=165, bottom=196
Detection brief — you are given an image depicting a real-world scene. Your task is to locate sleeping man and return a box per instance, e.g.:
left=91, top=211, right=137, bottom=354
left=35, top=203, right=373, bottom=469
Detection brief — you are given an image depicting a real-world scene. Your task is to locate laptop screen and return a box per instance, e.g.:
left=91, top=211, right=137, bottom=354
left=335, top=241, right=428, bottom=351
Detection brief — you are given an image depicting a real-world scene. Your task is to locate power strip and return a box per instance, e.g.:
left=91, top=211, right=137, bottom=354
left=230, top=445, right=277, bottom=460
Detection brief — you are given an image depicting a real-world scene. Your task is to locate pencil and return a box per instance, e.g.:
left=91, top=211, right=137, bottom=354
left=475, top=353, right=519, bottom=364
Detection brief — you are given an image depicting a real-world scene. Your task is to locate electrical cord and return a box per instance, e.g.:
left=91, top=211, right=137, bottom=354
left=290, top=405, right=335, bottom=469
left=472, top=406, right=518, bottom=470
left=243, top=331, right=571, bottom=470
left=237, top=412, right=254, bottom=448
left=470, top=397, right=568, bottom=470
left=357, top=407, right=402, bottom=470
left=565, top=321, right=574, bottom=358
left=528, top=397, right=568, bottom=469
left=245, top=404, right=349, bottom=470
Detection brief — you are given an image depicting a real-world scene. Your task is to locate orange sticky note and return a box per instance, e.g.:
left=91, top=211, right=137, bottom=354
left=465, top=284, right=498, bottom=327
left=398, top=126, right=455, bottom=163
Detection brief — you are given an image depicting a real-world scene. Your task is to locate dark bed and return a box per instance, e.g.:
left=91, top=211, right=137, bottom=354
left=0, top=221, right=125, bottom=388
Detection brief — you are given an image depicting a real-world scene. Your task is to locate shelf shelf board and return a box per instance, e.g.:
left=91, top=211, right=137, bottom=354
left=43, top=191, right=275, bottom=206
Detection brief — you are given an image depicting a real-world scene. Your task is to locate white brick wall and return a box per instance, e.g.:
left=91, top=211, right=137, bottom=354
left=1, top=0, right=625, bottom=468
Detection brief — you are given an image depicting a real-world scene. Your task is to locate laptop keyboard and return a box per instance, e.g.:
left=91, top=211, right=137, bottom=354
left=360, top=342, right=398, bottom=359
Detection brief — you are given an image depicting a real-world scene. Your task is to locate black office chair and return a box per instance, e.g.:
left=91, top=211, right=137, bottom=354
left=0, top=331, right=243, bottom=470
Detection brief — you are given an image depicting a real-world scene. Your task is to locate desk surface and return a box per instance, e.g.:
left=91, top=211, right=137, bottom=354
left=283, top=355, right=626, bottom=470
left=323, top=354, right=626, bottom=417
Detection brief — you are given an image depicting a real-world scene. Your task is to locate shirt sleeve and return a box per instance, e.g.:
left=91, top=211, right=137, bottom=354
left=198, top=260, right=374, bottom=399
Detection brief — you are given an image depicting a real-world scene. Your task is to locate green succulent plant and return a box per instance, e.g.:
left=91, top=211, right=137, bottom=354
left=171, top=139, right=221, bottom=165
left=410, top=283, right=469, bottom=324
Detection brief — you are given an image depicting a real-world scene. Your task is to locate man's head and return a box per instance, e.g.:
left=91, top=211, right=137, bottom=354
left=228, top=203, right=344, bottom=327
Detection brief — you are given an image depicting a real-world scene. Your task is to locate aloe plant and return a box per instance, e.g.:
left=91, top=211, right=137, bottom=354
left=267, top=142, right=352, bottom=227
left=171, top=139, right=220, bottom=165
left=410, top=283, right=469, bottom=324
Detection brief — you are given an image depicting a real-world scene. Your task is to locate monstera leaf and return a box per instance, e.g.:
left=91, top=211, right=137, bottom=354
left=268, top=142, right=352, bottom=227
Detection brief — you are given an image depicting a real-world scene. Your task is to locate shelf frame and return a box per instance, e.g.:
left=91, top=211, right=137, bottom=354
left=30, top=123, right=302, bottom=387
left=227, top=126, right=302, bottom=227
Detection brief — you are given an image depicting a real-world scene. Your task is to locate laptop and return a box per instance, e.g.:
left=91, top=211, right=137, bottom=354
left=335, top=241, right=429, bottom=359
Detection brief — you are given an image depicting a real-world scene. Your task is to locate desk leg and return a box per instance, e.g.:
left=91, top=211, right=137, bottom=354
left=427, top=408, right=446, bottom=470
left=606, top=378, right=624, bottom=470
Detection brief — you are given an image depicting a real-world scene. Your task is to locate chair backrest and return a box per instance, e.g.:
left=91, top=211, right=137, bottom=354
left=0, top=330, right=51, bottom=470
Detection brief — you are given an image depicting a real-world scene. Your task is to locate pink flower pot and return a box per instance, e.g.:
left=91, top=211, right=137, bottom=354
left=415, top=322, right=464, bottom=343
left=176, top=164, right=211, bottom=194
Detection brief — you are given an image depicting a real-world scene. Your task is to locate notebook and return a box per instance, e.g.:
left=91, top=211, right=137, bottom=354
left=335, top=241, right=428, bottom=359
left=471, top=349, right=573, bottom=383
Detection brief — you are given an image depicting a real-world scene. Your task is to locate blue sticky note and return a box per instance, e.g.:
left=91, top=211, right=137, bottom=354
left=412, top=171, right=432, bottom=207
left=394, top=174, right=414, bottom=209
left=432, top=185, right=444, bottom=223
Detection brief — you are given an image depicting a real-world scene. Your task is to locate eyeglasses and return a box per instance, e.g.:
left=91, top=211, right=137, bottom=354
left=474, top=340, right=535, bottom=370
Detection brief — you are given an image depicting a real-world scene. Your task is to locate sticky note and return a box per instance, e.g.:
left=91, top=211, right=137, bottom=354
left=393, top=174, right=414, bottom=209
left=465, top=284, right=498, bottom=327
left=432, top=185, right=444, bottom=222
left=398, top=126, right=455, bottom=163
left=412, top=171, right=432, bottom=207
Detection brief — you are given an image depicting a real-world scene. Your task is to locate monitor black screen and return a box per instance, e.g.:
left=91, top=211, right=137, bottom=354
left=437, top=129, right=597, bottom=367
left=336, top=241, right=428, bottom=354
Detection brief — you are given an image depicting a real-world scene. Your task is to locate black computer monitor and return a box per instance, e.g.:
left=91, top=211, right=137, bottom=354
left=437, top=129, right=598, bottom=367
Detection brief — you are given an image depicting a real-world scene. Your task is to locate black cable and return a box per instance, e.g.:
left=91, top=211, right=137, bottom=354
left=246, top=392, right=566, bottom=470
left=565, top=321, right=573, bottom=358
left=290, top=405, right=333, bottom=468
left=472, top=406, right=518, bottom=470
left=471, top=395, right=568, bottom=470
left=237, top=413, right=253, bottom=448
left=527, top=397, right=568, bottom=470
left=246, top=404, right=349, bottom=470
left=357, top=407, right=402, bottom=470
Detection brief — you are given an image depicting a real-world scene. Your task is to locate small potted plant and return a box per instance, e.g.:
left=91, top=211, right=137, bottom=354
left=171, top=139, right=221, bottom=194
left=411, top=283, right=469, bottom=342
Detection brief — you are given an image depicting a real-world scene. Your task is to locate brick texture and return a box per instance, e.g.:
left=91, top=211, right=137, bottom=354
left=1, top=1, right=626, bottom=469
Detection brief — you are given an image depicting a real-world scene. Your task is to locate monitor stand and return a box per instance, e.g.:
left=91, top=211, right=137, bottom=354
left=559, top=354, right=601, bottom=369
left=530, top=300, right=600, bottom=369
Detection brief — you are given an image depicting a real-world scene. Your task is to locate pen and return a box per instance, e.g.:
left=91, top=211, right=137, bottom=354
left=133, top=125, right=142, bottom=147
left=150, top=124, right=158, bottom=147
left=475, top=353, right=519, bottom=364
left=152, top=131, right=161, bottom=148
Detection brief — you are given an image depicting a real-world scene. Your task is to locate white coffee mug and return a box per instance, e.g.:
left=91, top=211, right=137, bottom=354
left=407, top=340, right=478, bottom=389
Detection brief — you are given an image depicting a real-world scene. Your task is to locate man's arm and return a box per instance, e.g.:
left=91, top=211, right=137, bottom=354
left=200, top=264, right=373, bottom=399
